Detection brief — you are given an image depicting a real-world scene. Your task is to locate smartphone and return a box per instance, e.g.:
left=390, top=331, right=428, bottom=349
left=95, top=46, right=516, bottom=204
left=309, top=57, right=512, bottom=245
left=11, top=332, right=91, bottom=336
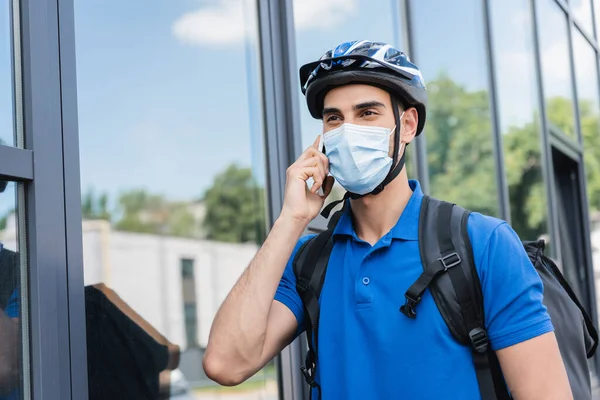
left=316, top=134, right=325, bottom=196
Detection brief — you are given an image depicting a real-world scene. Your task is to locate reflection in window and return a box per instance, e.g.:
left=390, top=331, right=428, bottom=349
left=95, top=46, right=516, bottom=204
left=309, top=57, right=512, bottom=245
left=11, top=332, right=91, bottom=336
left=1, top=1, right=15, bottom=146
left=572, top=0, right=595, bottom=35
left=537, top=0, right=576, bottom=138
left=180, top=258, right=198, bottom=349
left=0, top=180, right=24, bottom=400
left=411, top=0, right=498, bottom=216
left=572, top=28, right=600, bottom=318
left=490, top=0, right=548, bottom=241
left=75, top=1, right=274, bottom=398
left=573, top=30, right=600, bottom=214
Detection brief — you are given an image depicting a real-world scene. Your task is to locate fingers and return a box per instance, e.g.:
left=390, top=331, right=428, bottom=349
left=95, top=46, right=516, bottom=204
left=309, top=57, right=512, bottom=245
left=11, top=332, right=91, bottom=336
left=296, top=155, right=328, bottom=194
left=312, top=135, right=320, bottom=149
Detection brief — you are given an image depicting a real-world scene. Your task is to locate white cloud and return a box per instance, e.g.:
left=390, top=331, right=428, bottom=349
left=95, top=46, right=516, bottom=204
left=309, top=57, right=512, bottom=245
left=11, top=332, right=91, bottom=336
left=172, top=0, right=357, bottom=47
left=172, top=0, right=251, bottom=46
left=293, top=0, right=357, bottom=30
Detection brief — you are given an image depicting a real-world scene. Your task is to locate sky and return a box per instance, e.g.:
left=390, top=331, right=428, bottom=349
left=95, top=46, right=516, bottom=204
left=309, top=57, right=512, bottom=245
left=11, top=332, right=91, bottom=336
left=1, top=0, right=599, bottom=217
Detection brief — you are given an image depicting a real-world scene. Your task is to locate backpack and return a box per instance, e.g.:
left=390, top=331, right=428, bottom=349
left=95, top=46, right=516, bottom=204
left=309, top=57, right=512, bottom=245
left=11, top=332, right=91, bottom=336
left=293, top=195, right=598, bottom=399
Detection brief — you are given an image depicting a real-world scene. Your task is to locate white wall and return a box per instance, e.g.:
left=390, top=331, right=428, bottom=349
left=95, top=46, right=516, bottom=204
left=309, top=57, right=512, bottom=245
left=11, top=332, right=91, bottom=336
left=81, top=220, right=258, bottom=349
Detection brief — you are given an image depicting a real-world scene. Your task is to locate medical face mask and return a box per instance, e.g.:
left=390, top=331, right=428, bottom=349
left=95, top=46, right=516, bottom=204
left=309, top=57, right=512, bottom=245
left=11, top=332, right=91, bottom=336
left=323, top=121, right=400, bottom=195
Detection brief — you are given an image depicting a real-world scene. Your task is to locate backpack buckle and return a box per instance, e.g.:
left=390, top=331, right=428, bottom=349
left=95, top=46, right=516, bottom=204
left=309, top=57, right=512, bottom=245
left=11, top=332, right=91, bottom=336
left=469, top=327, right=489, bottom=353
left=300, top=365, right=318, bottom=387
left=400, top=294, right=419, bottom=319
left=439, top=252, right=461, bottom=270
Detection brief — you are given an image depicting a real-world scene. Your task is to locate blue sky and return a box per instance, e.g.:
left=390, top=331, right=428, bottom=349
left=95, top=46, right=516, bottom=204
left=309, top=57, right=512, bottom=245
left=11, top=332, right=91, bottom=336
left=1, top=1, right=14, bottom=147
left=1, top=0, right=596, bottom=217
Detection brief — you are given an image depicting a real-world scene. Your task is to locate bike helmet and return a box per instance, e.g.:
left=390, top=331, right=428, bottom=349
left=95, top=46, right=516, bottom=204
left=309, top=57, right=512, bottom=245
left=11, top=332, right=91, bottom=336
left=299, top=40, right=428, bottom=135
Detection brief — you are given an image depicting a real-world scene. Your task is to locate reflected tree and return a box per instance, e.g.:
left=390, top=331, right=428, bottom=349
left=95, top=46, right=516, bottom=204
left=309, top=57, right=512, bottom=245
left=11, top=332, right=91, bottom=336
left=202, top=164, right=267, bottom=244
left=424, top=74, right=600, bottom=238
left=425, top=74, right=498, bottom=217
left=82, top=188, right=111, bottom=221
left=580, top=100, right=600, bottom=213
left=115, top=189, right=196, bottom=238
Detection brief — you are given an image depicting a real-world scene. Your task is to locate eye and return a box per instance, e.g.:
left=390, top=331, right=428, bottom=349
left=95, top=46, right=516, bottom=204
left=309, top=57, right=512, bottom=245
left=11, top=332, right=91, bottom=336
left=361, top=109, right=378, bottom=117
left=326, top=114, right=341, bottom=122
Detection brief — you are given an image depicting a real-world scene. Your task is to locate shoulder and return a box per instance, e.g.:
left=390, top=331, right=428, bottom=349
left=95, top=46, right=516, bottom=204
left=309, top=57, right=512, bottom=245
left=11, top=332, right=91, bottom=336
left=466, top=212, right=509, bottom=246
left=466, top=212, right=524, bottom=257
left=465, top=212, right=527, bottom=276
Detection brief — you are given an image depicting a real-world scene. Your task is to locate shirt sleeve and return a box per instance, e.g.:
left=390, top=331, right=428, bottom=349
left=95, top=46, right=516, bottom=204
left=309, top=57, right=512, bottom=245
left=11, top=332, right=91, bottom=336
left=470, top=218, right=554, bottom=351
left=5, top=288, right=20, bottom=319
left=274, top=234, right=315, bottom=337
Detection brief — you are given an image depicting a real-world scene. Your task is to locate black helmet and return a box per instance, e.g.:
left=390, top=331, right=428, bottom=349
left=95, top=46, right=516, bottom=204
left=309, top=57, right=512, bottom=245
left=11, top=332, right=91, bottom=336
left=299, top=40, right=428, bottom=135
left=0, top=180, right=7, bottom=193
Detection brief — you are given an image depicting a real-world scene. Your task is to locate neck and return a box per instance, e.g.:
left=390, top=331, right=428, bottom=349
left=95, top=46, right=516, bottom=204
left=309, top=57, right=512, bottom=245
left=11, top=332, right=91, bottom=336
left=349, top=170, right=413, bottom=245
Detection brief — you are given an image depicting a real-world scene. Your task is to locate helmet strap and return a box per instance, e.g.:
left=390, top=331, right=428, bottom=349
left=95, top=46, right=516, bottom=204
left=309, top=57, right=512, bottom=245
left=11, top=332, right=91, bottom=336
left=369, top=95, right=405, bottom=195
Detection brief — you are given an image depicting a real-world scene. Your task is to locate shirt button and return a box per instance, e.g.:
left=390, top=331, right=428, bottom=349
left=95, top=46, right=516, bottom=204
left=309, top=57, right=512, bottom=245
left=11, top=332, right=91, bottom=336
left=362, top=277, right=370, bottom=285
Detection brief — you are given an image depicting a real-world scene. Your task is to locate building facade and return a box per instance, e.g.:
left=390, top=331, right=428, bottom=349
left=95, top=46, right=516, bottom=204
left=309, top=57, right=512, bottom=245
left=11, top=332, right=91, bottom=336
left=1, top=0, right=600, bottom=399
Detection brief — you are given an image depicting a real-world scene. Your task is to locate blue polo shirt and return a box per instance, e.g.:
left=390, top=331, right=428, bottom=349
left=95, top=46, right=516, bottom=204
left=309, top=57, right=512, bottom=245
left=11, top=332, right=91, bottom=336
left=275, top=180, right=553, bottom=399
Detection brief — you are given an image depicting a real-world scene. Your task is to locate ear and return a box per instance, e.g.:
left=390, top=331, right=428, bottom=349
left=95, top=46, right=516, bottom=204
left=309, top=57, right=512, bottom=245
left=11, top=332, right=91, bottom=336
left=400, top=107, right=419, bottom=144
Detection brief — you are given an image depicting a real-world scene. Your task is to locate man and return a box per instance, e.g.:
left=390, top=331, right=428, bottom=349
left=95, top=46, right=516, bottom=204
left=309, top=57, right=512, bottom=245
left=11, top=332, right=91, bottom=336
left=203, top=40, right=572, bottom=399
left=0, top=178, right=20, bottom=400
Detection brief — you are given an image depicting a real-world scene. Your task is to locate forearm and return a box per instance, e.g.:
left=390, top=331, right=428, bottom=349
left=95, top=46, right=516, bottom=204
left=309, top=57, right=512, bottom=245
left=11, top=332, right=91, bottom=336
left=204, top=216, right=306, bottom=378
left=0, top=310, right=19, bottom=394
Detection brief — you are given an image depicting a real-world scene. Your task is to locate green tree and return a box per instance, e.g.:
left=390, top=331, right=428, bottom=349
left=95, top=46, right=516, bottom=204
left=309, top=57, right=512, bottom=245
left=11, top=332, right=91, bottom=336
left=202, top=164, right=266, bottom=244
left=82, top=188, right=111, bottom=221
left=114, top=189, right=196, bottom=238
left=503, top=117, right=546, bottom=239
left=425, top=74, right=498, bottom=217
left=0, top=214, right=7, bottom=231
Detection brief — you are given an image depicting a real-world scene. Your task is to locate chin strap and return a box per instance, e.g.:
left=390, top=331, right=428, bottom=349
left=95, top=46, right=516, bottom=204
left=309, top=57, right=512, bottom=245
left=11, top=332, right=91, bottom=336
left=321, top=94, right=407, bottom=219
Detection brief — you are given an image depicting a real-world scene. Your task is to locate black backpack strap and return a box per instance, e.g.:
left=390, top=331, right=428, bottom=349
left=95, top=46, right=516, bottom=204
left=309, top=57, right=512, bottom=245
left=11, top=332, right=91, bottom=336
left=293, top=208, right=344, bottom=399
left=408, top=195, right=511, bottom=400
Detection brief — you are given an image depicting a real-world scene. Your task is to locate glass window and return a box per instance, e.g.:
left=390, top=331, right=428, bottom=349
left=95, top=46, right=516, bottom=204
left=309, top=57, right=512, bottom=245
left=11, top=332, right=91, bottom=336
left=411, top=0, right=499, bottom=217
left=594, top=0, right=600, bottom=39
left=1, top=0, right=15, bottom=147
left=572, top=0, right=594, bottom=35
left=180, top=258, right=198, bottom=348
left=572, top=29, right=600, bottom=314
left=573, top=30, right=600, bottom=212
left=75, top=1, right=275, bottom=399
left=537, top=0, right=576, bottom=138
left=0, top=180, right=25, bottom=400
left=490, top=0, right=549, bottom=242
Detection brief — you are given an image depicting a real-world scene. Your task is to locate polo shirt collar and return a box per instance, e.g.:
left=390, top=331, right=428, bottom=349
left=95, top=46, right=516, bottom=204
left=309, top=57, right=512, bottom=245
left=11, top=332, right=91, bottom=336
left=332, top=179, right=424, bottom=241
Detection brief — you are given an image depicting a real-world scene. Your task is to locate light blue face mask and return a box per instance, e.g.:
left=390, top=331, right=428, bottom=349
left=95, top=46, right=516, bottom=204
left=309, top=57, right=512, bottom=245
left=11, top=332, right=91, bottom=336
left=323, top=119, right=402, bottom=195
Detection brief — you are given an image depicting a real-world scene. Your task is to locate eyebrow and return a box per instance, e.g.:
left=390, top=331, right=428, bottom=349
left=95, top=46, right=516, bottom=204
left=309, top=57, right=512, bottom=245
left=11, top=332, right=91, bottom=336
left=353, top=101, right=386, bottom=111
left=322, top=101, right=386, bottom=116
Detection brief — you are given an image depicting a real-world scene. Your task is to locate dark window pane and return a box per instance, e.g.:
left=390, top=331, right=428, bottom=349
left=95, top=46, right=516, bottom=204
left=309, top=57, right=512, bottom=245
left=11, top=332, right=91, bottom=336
left=0, top=180, right=25, bottom=399
left=490, top=0, right=549, bottom=241
left=75, top=1, right=274, bottom=397
left=537, top=0, right=576, bottom=138
left=411, top=0, right=499, bottom=216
